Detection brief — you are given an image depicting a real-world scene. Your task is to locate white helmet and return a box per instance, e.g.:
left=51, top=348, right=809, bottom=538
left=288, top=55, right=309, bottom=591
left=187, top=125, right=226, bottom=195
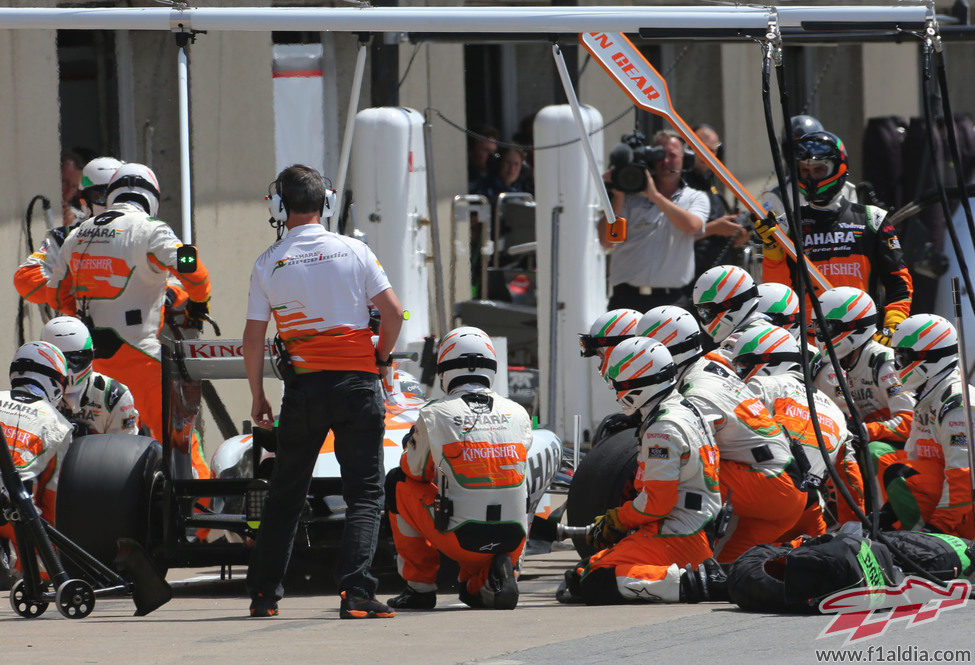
left=692, top=265, right=759, bottom=343
left=437, top=326, right=498, bottom=393
left=579, top=309, right=640, bottom=359
left=106, top=162, right=161, bottom=217
left=757, top=282, right=801, bottom=338
left=891, top=314, right=958, bottom=393
left=731, top=324, right=802, bottom=382
left=9, top=341, right=68, bottom=405
left=635, top=305, right=704, bottom=369
left=602, top=337, right=677, bottom=416
left=816, top=287, right=877, bottom=360
left=79, top=157, right=123, bottom=216
left=41, top=316, right=94, bottom=411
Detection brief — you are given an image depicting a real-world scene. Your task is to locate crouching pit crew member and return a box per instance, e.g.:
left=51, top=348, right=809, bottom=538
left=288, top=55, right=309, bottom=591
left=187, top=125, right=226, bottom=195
left=41, top=316, right=139, bottom=435
left=884, top=315, right=975, bottom=538
left=244, top=164, right=404, bottom=619
left=730, top=324, right=865, bottom=537
left=636, top=306, right=805, bottom=563
left=0, top=342, right=73, bottom=582
left=559, top=338, right=726, bottom=604
left=386, top=327, right=532, bottom=610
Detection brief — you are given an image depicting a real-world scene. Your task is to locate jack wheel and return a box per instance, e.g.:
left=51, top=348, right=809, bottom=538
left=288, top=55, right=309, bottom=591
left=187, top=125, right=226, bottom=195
left=9, top=579, right=48, bottom=618
left=55, top=579, right=95, bottom=619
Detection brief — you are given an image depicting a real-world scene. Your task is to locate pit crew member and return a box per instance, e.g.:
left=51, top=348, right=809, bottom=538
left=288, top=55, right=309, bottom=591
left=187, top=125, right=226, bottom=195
left=731, top=324, right=865, bottom=537
left=813, top=287, right=914, bottom=448
left=0, top=342, right=73, bottom=579
left=14, top=156, right=122, bottom=310
left=636, top=305, right=805, bottom=562
left=560, top=338, right=725, bottom=604
left=755, top=131, right=912, bottom=342
left=46, top=163, right=211, bottom=450
left=880, top=315, right=974, bottom=538
left=41, top=316, right=138, bottom=435
left=386, top=327, right=532, bottom=610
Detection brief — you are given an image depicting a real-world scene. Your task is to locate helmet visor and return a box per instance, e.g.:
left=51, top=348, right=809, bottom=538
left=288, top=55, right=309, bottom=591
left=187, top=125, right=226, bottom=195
left=893, top=345, right=955, bottom=370
left=64, top=349, right=94, bottom=374
left=814, top=313, right=877, bottom=344
left=695, top=285, right=758, bottom=324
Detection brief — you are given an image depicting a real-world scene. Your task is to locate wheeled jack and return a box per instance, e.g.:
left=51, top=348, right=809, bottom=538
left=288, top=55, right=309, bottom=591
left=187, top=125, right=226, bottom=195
left=0, top=432, right=172, bottom=619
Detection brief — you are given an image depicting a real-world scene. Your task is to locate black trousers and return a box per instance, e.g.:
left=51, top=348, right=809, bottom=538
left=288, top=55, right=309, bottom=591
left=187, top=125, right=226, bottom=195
left=246, top=369, right=386, bottom=601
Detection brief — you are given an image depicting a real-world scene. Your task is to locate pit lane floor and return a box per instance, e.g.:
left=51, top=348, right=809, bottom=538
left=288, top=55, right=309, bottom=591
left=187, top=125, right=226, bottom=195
left=2, top=545, right=973, bottom=665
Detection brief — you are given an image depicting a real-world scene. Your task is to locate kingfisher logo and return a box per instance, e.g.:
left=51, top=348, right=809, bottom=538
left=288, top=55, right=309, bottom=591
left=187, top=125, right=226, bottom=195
left=818, top=576, right=971, bottom=644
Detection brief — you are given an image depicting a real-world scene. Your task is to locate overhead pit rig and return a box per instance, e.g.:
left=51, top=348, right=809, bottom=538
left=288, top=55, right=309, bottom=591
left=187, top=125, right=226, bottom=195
left=6, top=4, right=973, bottom=439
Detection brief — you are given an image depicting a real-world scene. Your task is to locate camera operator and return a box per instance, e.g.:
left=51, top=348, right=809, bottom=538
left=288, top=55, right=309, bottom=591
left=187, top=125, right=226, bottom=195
left=600, top=129, right=709, bottom=311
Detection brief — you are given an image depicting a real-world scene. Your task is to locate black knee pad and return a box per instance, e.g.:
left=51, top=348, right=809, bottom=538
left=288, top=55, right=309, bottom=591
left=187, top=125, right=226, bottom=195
left=384, top=467, right=406, bottom=515
left=579, top=566, right=624, bottom=605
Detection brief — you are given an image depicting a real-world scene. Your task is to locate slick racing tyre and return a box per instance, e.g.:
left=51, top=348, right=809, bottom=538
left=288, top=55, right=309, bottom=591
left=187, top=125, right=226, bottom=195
left=565, top=427, right=639, bottom=559
left=56, top=434, right=162, bottom=570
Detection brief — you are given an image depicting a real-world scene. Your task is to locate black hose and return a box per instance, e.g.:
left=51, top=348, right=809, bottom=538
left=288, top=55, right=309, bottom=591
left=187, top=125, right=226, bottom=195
left=17, top=196, right=53, bottom=347
left=921, top=42, right=975, bottom=315
left=761, top=42, right=877, bottom=536
left=764, top=34, right=955, bottom=589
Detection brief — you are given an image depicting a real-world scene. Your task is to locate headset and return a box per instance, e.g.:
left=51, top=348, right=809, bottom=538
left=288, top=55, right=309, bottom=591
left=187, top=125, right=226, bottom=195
left=266, top=173, right=337, bottom=225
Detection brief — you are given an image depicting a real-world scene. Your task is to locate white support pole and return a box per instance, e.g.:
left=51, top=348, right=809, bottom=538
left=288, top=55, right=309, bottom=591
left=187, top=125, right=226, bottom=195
left=332, top=41, right=368, bottom=233
left=177, top=43, right=193, bottom=244
left=551, top=44, right=617, bottom=235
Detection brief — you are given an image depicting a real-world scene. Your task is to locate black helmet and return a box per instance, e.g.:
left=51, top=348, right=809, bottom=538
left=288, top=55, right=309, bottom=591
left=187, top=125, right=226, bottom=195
left=781, top=115, right=824, bottom=158
left=795, top=131, right=848, bottom=205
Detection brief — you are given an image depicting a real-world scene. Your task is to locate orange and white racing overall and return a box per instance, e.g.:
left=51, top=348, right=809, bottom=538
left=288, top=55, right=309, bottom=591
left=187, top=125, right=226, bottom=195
left=875, top=370, right=974, bottom=538
left=0, top=389, right=73, bottom=573
left=679, top=356, right=806, bottom=562
left=750, top=371, right=865, bottom=538
left=14, top=223, right=79, bottom=312
left=67, top=372, right=140, bottom=435
left=580, top=394, right=721, bottom=603
left=47, top=203, right=210, bottom=465
left=812, top=340, right=915, bottom=446
left=389, top=387, right=533, bottom=600
left=762, top=201, right=913, bottom=324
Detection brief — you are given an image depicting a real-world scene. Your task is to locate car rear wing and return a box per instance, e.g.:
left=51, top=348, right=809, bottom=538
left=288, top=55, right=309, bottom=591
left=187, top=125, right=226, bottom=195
left=164, top=337, right=282, bottom=381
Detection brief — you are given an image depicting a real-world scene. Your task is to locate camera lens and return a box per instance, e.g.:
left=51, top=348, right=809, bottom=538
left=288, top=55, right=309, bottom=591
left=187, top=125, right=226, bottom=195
left=614, top=165, right=647, bottom=193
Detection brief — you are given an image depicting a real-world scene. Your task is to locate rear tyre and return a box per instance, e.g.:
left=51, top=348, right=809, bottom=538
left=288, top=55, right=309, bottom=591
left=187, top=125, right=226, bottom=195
left=565, top=428, right=639, bottom=559
left=55, top=434, right=162, bottom=571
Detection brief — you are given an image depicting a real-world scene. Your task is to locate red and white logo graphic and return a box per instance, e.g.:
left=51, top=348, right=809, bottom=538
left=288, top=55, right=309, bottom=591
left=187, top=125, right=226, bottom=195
left=818, top=576, right=970, bottom=644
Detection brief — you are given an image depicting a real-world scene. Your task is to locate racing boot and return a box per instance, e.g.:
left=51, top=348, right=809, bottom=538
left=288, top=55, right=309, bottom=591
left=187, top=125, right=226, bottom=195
left=555, top=566, right=585, bottom=604
left=679, top=558, right=728, bottom=603
left=484, top=552, right=519, bottom=610
left=387, top=585, right=437, bottom=610
left=340, top=591, right=396, bottom=619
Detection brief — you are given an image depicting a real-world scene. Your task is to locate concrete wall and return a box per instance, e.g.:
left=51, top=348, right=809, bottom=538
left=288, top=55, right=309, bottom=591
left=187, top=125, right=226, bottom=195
left=0, top=5, right=60, bottom=356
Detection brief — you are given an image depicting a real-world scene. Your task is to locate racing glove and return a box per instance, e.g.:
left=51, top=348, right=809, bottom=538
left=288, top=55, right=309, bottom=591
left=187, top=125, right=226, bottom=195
left=873, top=309, right=906, bottom=346
left=753, top=212, right=784, bottom=262
left=586, top=507, right=628, bottom=550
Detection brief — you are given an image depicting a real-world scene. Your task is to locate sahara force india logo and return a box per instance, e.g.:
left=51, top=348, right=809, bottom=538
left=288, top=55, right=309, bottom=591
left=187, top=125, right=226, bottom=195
left=818, top=576, right=970, bottom=644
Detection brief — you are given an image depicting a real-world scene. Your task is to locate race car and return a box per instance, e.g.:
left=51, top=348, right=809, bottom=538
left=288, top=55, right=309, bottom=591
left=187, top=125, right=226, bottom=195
left=52, top=336, right=565, bottom=578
